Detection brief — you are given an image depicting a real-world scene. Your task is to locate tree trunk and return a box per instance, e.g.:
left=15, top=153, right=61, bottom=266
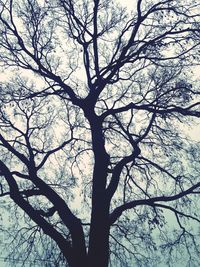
left=87, top=113, right=111, bottom=267
left=88, top=202, right=110, bottom=267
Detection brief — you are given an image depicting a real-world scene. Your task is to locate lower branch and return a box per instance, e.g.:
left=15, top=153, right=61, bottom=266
left=0, top=160, right=86, bottom=267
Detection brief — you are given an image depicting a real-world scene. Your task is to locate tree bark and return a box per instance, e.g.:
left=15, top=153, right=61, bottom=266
left=86, top=112, right=111, bottom=267
left=88, top=201, right=110, bottom=267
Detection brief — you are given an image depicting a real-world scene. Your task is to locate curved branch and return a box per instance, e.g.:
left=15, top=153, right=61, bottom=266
left=154, top=203, right=200, bottom=224
left=109, top=181, right=200, bottom=225
left=107, top=146, right=141, bottom=200
left=36, top=137, right=74, bottom=170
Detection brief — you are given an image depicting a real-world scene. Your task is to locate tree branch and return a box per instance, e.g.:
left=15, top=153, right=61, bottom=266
left=109, top=181, right=200, bottom=225
left=0, top=159, right=74, bottom=265
left=101, top=102, right=200, bottom=121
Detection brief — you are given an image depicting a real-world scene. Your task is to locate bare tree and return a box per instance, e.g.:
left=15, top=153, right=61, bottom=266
left=0, top=0, right=200, bottom=266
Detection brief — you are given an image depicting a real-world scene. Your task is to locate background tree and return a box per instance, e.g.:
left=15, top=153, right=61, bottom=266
left=0, top=0, right=200, bottom=266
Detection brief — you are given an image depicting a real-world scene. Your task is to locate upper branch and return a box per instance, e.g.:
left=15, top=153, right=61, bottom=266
left=93, top=0, right=100, bottom=78
left=0, top=3, right=81, bottom=106
left=100, top=102, right=200, bottom=121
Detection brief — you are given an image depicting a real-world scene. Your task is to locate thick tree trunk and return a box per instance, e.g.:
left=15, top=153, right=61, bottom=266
left=88, top=202, right=110, bottom=267
left=86, top=113, right=111, bottom=267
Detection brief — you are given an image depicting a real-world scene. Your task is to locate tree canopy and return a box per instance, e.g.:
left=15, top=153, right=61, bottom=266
left=0, top=0, right=200, bottom=266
